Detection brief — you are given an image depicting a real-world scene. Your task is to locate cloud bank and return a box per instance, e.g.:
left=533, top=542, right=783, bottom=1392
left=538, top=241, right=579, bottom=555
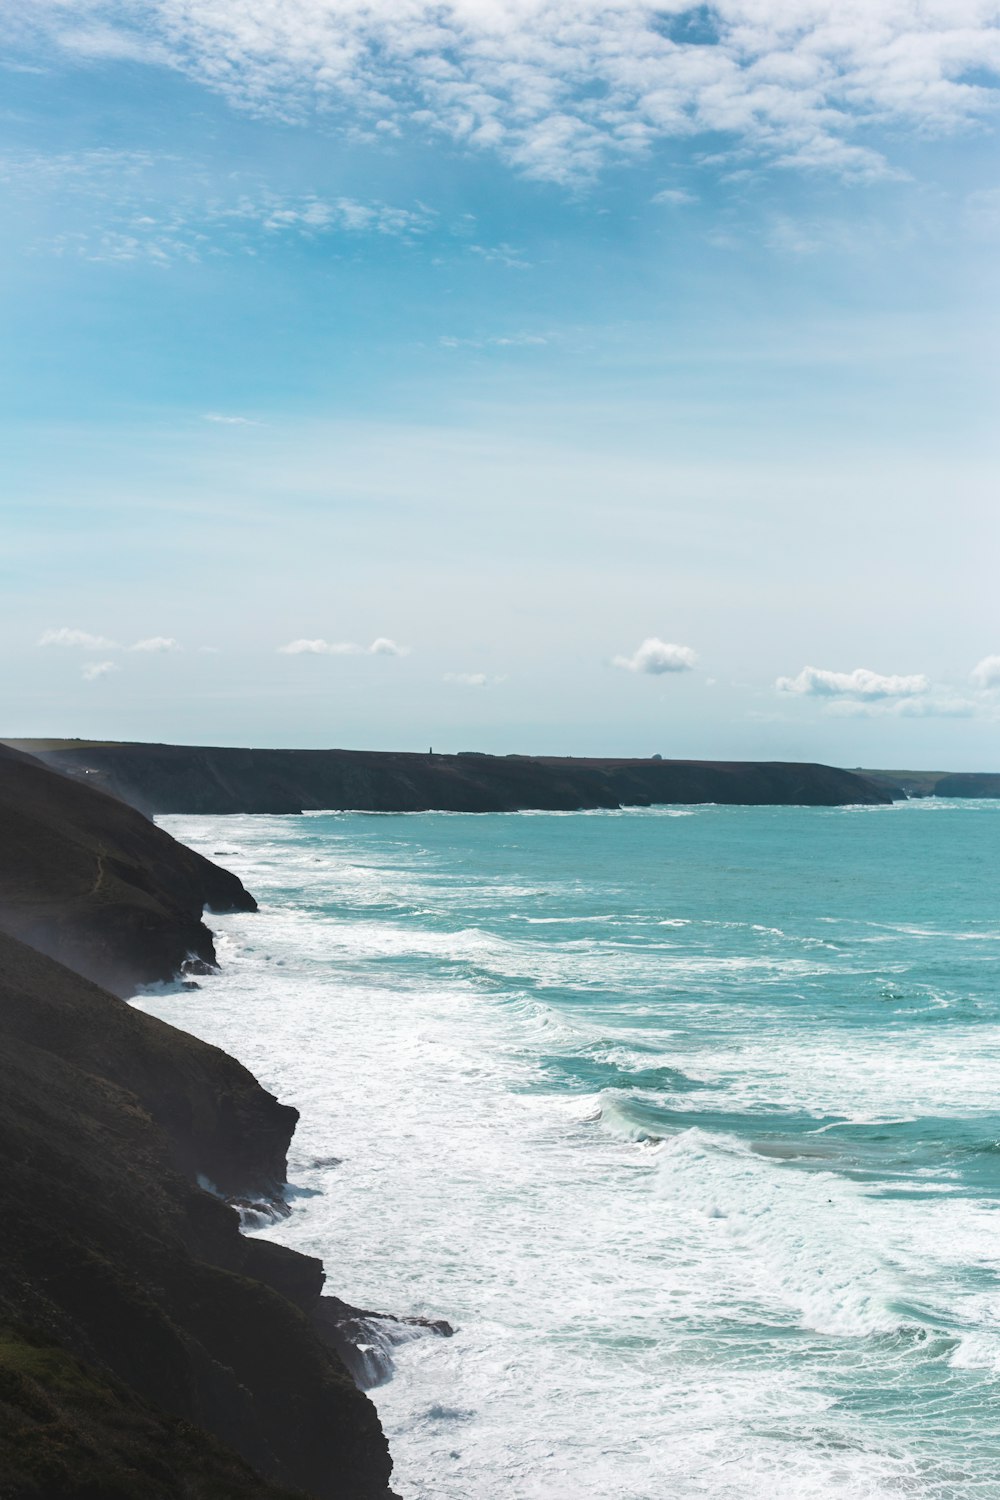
left=18, top=2, right=1000, bottom=183
left=614, top=638, right=697, bottom=675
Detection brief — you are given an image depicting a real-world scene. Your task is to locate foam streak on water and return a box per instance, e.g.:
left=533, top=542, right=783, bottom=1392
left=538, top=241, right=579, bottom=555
left=136, top=803, right=1000, bottom=1499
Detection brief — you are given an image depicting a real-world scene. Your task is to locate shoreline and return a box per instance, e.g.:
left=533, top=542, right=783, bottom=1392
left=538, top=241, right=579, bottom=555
left=146, top=799, right=1000, bottom=1498
left=0, top=743, right=416, bottom=1498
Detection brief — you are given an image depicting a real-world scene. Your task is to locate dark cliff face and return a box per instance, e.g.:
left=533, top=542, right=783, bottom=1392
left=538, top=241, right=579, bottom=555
left=0, top=930, right=395, bottom=1500
left=0, top=930, right=295, bottom=1201
left=0, top=743, right=256, bottom=995
left=20, top=740, right=894, bottom=814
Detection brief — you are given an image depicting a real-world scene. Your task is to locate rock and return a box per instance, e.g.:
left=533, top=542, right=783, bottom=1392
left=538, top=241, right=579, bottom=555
left=182, top=955, right=220, bottom=977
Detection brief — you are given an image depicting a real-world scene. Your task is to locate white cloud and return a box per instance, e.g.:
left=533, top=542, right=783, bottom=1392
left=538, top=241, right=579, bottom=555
left=278, top=636, right=408, bottom=656
left=651, top=188, right=696, bottom=206
left=81, top=660, right=120, bottom=682
left=776, top=665, right=930, bottom=700
left=279, top=638, right=364, bottom=655
left=203, top=411, right=260, bottom=425
left=130, top=636, right=181, bottom=652
left=444, top=671, right=489, bottom=687
left=613, top=637, right=697, bottom=675
left=39, top=626, right=119, bottom=649
left=19, top=3, right=1000, bottom=183
left=971, top=654, right=1000, bottom=689
left=440, top=331, right=549, bottom=349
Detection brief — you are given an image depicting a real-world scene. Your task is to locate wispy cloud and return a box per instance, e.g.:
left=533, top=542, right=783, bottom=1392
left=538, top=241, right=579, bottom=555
left=130, top=636, right=181, bottom=652
left=203, top=412, right=260, bottom=426
left=825, top=695, right=982, bottom=721
left=245, top=194, right=433, bottom=238
left=3, top=148, right=435, bottom=265
left=40, top=627, right=183, bottom=653
left=443, top=671, right=507, bottom=687
left=278, top=636, right=409, bottom=656
left=614, top=638, right=697, bottom=675
left=651, top=188, right=696, bottom=206
left=468, top=243, right=531, bottom=269
left=439, top=332, right=549, bottom=350
left=776, top=666, right=930, bottom=700
left=81, top=659, right=119, bottom=682
left=39, top=627, right=119, bottom=649
left=17, top=4, right=1000, bottom=183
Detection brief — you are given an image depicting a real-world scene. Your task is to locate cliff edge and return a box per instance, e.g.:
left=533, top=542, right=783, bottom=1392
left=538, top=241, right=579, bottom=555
left=0, top=742, right=256, bottom=994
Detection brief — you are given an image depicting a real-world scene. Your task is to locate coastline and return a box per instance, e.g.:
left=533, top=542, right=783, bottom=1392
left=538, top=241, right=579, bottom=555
left=4, top=741, right=999, bottom=1495
left=4, top=739, right=896, bottom=815
left=144, top=799, right=1000, bottom=1499
left=0, top=744, right=424, bottom=1498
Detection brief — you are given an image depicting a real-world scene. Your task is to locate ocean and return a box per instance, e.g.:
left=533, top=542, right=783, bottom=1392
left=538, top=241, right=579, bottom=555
left=136, top=801, right=1000, bottom=1499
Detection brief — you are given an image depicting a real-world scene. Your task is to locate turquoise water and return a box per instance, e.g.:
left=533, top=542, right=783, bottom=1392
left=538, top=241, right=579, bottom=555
left=141, top=801, right=1000, bottom=1499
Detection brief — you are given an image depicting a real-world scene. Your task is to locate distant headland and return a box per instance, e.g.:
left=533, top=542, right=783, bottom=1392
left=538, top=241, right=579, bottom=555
left=0, top=738, right=947, bottom=815
left=7, top=740, right=998, bottom=822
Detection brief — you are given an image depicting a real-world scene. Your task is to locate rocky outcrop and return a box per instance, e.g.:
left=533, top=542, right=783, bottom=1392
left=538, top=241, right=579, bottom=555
left=313, top=1298, right=454, bottom=1392
left=13, top=739, right=894, bottom=814
left=931, top=772, right=1000, bottom=798
left=859, top=768, right=1000, bottom=800
left=0, top=929, right=396, bottom=1499
left=0, top=742, right=256, bottom=995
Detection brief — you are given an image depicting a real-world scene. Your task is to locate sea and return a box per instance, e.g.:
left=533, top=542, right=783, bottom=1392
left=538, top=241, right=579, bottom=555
left=135, top=800, right=1000, bottom=1500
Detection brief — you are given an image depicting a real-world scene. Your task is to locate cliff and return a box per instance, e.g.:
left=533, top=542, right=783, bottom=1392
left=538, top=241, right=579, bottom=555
left=0, top=748, right=399, bottom=1498
left=0, top=742, right=256, bottom=995
left=0, top=931, right=395, bottom=1500
left=8, top=740, right=893, bottom=814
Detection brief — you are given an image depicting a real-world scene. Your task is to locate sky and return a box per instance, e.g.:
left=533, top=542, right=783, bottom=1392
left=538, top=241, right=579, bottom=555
left=2, top=1, right=999, bottom=765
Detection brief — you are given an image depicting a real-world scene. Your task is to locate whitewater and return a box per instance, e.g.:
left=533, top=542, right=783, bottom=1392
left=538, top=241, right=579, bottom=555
left=136, top=800, right=1000, bottom=1499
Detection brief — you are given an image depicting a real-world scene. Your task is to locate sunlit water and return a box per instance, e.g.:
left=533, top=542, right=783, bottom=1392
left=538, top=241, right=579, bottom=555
left=136, top=801, right=1000, bottom=1499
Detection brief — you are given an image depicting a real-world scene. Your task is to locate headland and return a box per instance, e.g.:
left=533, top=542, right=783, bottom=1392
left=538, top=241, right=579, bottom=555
left=3, top=740, right=897, bottom=815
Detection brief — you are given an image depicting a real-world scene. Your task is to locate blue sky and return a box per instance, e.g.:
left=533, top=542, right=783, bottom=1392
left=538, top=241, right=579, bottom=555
left=3, top=2, right=999, bottom=764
